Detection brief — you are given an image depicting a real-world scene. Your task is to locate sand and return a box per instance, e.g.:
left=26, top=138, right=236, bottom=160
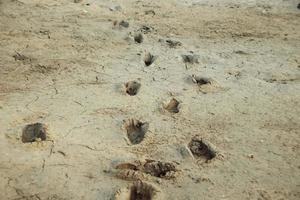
left=0, top=0, right=299, bottom=199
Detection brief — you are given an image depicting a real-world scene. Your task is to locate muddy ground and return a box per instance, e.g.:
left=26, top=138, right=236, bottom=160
left=0, top=0, right=300, bottom=199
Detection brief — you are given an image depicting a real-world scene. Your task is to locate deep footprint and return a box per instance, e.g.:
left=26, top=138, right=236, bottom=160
left=124, top=119, right=149, bottom=144
left=144, top=52, right=156, bottom=66
left=125, top=81, right=141, bottom=96
left=163, top=98, right=180, bottom=113
left=188, top=137, right=216, bottom=161
left=22, top=123, right=48, bottom=143
left=115, top=180, right=157, bottom=200
left=134, top=32, right=143, bottom=43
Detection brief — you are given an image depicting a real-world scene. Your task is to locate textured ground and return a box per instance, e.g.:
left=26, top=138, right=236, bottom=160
left=0, top=0, right=300, bottom=199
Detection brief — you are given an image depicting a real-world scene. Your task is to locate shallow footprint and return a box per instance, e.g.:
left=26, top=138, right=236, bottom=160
left=163, top=98, right=180, bottom=113
left=188, top=137, right=216, bottom=161
left=191, top=75, right=223, bottom=94
left=125, top=81, right=141, bottom=96
left=22, top=123, right=48, bottom=143
left=182, top=54, right=199, bottom=64
left=123, top=119, right=149, bottom=144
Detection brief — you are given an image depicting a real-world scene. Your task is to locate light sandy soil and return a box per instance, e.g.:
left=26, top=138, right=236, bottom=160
left=0, top=0, right=300, bottom=199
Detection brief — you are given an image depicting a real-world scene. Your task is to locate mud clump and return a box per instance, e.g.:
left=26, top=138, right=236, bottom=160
left=125, top=81, right=141, bottom=96
left=124, top=119, right=149, bottom=144
left=22, top=123, right=48, bottom=143
left=163, top=98, right=180, bottom=113
left=188, top=137, right=216, bottom=161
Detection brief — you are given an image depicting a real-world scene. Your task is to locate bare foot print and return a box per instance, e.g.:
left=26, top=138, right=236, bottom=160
left=163, top=98, right=180, bottom=113
left=125, top=81, right=141, bottom=96
left=191, top=75, right=223, bottom=94
left=188, top=137, right=216, bottom=161
left=123, top=119, right=149, bottom=144
left=115, top=180, right=157, bottom=200
left=22, top=123, right=48, bottom=143
left=144, top=52, right=156, bottom=66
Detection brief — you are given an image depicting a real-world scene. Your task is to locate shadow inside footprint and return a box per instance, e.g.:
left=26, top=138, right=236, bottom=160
left=191, top=75, right=224, bottom=94
left=130, top=181, right=156, bottom=200
left=124, top=119, right=149, bottom=144
left=163, top=98, right=180, bottom=113
left=115, top=180, right=156, bottom=200
left=144, top=52, right=156, bottom=66
left=191, top=75, right=212, bottom=86
left=125, top=81, right=141, bottom=96
left=188, top=138, right=216, bottom=161
left=22, top=123, right=48, bottom=143
left=134, top=32, right=143, bottom=43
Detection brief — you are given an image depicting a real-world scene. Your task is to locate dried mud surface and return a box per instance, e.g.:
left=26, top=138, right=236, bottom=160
left=0, top=0, right=299, bottom=199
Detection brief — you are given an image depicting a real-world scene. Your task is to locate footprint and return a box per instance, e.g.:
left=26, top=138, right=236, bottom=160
left=119, top=20, right=129, bottom=28
left=123, top=119, right=149, bottom=144
left=134, top=32, right=143, bottom=43
left=144, top=52, right=156, bottom=66
left=124, top=81, right=141, bottom=96
left=115, top=180, right=157, bottom=200
left=166, top=39, right=182, bottom=48
left=113, top=20, right=129, bottom=28
left=191, top=75, right=223, bottom=94
left=115, top=159, right=177, bottom=179
left=138, top=25, right=155, bottom=34
left=191, top=75, right=212, bottom=86
left=163, top=98, right=180, bottom=113
left=143, top=160, right=177, bottom=178
left=181, top=54, right=199, bottom=64
left=188, top=137, right=216, bottom=161
left=22, top=123, right=48, bottom=143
